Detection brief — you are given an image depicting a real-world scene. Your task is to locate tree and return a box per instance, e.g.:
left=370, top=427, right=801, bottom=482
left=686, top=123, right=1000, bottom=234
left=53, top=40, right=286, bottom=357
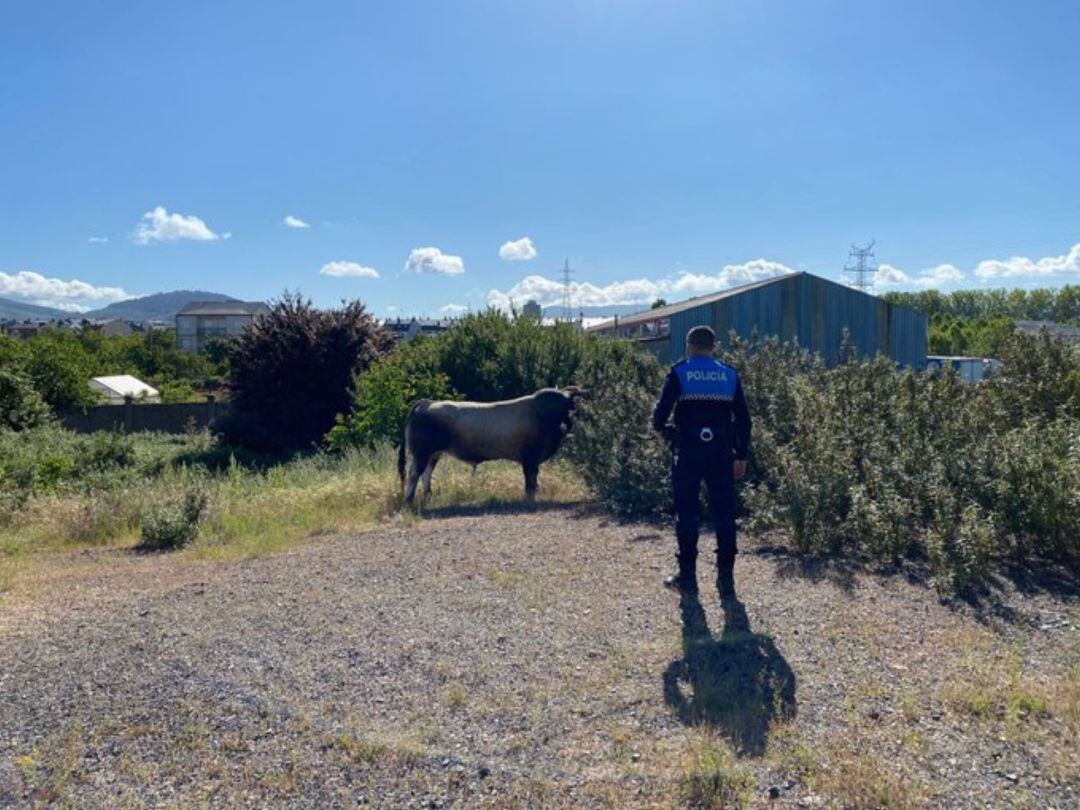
left=223, top=294, right=393, bottom=452
left=23, top=330, right=99, bottom=411
left=0, top=367, right=50, bottom=430
left=651, top=298, right=668, bottom=309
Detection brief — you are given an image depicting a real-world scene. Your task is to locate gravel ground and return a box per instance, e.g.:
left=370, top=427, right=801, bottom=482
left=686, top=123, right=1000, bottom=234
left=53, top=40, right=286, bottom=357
left=1, top=507, right=1076, bottom=808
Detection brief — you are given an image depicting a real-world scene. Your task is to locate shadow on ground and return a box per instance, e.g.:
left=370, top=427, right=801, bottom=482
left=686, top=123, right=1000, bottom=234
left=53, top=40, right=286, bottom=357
left=663, top=591, right=797, bottom=757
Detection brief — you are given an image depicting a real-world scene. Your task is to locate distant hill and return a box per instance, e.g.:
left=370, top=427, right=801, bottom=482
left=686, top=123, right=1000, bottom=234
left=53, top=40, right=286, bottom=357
left=84, top=290, right=241, bottom=321
left=0, top=296, right=70, bottom=321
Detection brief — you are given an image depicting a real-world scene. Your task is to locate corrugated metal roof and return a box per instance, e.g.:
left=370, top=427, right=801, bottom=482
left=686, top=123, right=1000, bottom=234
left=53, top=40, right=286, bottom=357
left=176, top=301, right=269, bottom=316
left=586, top=271, right=805, bottom=331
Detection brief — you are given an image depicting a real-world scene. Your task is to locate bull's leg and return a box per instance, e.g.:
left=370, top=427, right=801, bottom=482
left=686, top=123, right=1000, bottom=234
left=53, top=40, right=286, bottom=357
left=522, top=460, right=540, bottom=502
left=404, top=452, right=429, bottom=506
left=421, top=454, right=440, bottom=500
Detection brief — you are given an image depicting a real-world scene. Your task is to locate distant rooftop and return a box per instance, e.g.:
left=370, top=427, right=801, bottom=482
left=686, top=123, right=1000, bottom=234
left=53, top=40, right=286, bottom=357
left=384, top=317, right=455, bottom=328
left=176, top=301, right=269, bottom=317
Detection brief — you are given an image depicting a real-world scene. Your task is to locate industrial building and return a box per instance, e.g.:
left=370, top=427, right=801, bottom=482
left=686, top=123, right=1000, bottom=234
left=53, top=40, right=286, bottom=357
left=587, top=272, right=927, bottom=367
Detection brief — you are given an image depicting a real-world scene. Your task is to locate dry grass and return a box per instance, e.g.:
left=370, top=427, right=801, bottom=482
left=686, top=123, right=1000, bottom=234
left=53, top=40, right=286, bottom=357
left=679, top=732, right=756, bottom=809
left=939, top=633, right=1053, bottom=727
left=804, top=742, right=928, bottom=809
left=0, top=449, right=587, bottom=595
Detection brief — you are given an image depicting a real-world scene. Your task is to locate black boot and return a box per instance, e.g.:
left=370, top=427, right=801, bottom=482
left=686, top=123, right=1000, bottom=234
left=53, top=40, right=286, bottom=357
left=664, top=556, right=698, bottom=595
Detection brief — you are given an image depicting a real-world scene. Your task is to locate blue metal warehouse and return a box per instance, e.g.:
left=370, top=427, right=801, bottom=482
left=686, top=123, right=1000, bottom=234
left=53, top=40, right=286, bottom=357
left=587, top=271, right=927, bottom=368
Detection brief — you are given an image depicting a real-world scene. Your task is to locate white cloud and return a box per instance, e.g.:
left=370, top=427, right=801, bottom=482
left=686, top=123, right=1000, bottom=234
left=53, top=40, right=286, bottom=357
left=405, top=246, right=465, bottom=276
left=915, top=264, right=965, bottom=287
left=0, top=270, right=131, bottom=312
left=499, top=236, right=537, bottom=261
left=872, top=262, right=966, bottom=290
left=973, top=243, right=1080, bottom=279
left=873, top=264, right=911, bottom=286
left=440, top=303, right=468, bottom=314
left=283, top=215, right=310, bottom=229
left=319, top=261, right=380, bottom=278
left=486, top=259, right=795, bottom=311
left=134, top=206, right=222, bottom=244
left=87, top=236, right=109, bottom=243
left=874, top=243, right=1080, bottom=289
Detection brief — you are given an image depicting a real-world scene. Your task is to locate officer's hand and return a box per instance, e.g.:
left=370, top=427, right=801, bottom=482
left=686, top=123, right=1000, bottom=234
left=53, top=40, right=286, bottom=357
left=733, top=459, right=747, bottom=480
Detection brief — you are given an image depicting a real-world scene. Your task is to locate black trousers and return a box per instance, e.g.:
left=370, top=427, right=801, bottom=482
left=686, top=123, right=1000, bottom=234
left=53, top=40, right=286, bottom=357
left=672, top=438, right=738, bottom=572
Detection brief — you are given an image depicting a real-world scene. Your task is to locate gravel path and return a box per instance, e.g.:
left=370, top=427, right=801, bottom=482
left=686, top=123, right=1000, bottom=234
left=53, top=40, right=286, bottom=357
left=1, top=508, right=1076, bottom=808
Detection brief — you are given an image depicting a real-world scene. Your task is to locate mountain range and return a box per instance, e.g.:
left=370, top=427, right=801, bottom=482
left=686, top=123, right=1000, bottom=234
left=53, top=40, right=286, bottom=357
left=0, top=290, right=240, bottom=322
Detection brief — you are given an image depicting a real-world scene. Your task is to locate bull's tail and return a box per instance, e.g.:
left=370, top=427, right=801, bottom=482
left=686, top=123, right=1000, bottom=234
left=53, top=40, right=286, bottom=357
left=398, top=400, right=424, bottom=493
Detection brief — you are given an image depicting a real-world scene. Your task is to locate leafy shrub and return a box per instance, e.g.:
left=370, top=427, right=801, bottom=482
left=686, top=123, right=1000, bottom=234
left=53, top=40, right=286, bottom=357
left=139, top=484, right=209, bottom=550
left=225, top=294, right=393, bottom=452
left=562, top=342, right=668, bottom=515
left=326, top=336, right=455, bottom=451
left=159, top=380, right=197, bottom=403
left=331, top=310, right=604, bottom=449
left=22, top=330, right=100, bottom=411
left=0, top=367, right=50, bottom=430
left=569, top=329, right=1079, bottom=591
left=78, top=430, right=136, bottom=472
left=0, top=426, right=211, bottom=500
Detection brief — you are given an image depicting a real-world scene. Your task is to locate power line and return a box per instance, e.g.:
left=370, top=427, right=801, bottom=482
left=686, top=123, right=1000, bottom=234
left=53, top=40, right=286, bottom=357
left=844, top=240, right=877, bottom=292
left=561, top=258, right=574, bottom=321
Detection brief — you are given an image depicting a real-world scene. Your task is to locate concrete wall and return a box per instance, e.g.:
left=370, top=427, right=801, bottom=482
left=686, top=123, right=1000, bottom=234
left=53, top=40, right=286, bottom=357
left=59, top=397, right=231, bottom=434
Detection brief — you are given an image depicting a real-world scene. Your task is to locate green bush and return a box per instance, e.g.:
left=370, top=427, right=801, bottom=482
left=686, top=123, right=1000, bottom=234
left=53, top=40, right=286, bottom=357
left=0, top=367, right=50, bottom=430
left=159, top=379, right=197, bottom=403
left=0, top=426, right=209, bottom=499
left=330, top=310, right=604, bottom=449
left=326, top=336, right=455, bottom=451
left=139, top=484, right=209, bottom=550
left=568, top=329, right=1079, bottom=592
left=562, top=342, right=668, bottom=516
left=22, top=330, right=100, bottom=412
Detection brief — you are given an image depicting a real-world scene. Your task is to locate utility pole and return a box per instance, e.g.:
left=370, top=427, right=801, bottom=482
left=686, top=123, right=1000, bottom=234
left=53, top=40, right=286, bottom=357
left=844, top=240, right=876, bottom=292
left=561, top=258, right=574, bottom=321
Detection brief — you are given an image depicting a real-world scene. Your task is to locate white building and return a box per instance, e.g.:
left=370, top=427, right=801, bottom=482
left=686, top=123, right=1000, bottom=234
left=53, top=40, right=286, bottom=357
left=89, top=375, right=160, bottom=404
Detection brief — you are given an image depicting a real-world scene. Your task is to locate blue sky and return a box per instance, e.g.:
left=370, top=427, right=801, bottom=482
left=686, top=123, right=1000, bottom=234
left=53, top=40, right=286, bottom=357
left=1, top=0, right=1078, bottom=316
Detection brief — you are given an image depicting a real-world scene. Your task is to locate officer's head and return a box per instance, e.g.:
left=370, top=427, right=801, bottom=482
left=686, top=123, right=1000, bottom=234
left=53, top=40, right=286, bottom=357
left=686, top=325, right=716, bottom=356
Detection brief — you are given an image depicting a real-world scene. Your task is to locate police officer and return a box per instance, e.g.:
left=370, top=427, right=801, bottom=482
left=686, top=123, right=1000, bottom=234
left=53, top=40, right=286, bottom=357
left=652, top=326, right=751, bottom=599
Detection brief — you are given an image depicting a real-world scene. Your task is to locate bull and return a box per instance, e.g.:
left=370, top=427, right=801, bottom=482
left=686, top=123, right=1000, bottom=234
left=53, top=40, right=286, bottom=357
left=397, top=387, right=585, bottom=505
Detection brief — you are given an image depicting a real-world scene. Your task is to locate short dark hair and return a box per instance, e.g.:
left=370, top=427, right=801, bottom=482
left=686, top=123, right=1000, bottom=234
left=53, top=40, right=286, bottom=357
left=686, top=325, right=716, bottom=349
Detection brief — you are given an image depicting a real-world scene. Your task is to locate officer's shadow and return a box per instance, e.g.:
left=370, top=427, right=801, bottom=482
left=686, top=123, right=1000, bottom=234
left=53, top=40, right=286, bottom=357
left=662, top=591, right=797, bottom=757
